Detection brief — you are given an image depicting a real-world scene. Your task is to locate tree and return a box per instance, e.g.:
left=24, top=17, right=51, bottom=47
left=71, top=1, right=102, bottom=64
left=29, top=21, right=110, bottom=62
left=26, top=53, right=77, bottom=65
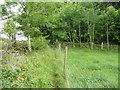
left=10, top=2, right=119, bottom=48
left=106, top=6, right=118, bottom=49
left=3, top=19, right=18, bottom=46
left=83, top=3, right=99, bottom=49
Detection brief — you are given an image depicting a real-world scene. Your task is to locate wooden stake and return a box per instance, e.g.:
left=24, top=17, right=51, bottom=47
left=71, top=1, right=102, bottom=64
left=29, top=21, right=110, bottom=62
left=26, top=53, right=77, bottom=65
left=64, top=46, right=68, bottom=78
left=101, top=42, right=103, bottom=49
left=58, top=43, right=62, bottom=61
left=64, top=46, right=70, bottom=88
left=64, top=46, right=66, bottom=82
left=106, top=23, right=109, bottom=50
left=28, top=35, right=31, bottom=51
left=65, top=46, right=68, bottom=60
left=58, top=43, right=61, bottom=52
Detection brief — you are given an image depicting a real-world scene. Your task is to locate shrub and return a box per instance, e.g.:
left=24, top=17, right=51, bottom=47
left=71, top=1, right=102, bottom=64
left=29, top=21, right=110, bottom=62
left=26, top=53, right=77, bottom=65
left=0, top=40, right=8, bottom=50
left=16, top=41, right=28, bottom=48
left=31, top=36, right=49, bottom=50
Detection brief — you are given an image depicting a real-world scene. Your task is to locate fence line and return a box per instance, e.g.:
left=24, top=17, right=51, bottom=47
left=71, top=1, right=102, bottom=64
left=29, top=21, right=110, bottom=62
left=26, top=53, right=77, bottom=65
left=63, top=46, right=70, bottom=88
left=58, top=44, right=110, bottom=88
left=68, top=60, right=110, bottom=87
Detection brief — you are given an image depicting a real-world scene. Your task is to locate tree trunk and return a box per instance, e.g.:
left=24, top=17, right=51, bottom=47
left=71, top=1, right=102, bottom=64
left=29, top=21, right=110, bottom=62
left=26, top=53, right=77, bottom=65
left=90, top=35, right=93, bottom=49
left=106, top=24, right=109, bottom=50
left=91, top=42, right=93, bottom=49
left=68, top=32, right=72, bottom=42
left=79, top=23, right=82, bottom=47
left=73, top=39, right=75, bottom=48
left=88, top=23, right=93, bottom=49
left=11, top=34, right=16, bottom=47
left=92, top=24, right=95, bottom=49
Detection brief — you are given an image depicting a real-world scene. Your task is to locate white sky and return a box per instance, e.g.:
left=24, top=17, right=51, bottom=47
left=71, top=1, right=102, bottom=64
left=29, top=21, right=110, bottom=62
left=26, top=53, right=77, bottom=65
left=0, top=1, right=27, bottom=41
left=0, top=0, right=4, bottom=5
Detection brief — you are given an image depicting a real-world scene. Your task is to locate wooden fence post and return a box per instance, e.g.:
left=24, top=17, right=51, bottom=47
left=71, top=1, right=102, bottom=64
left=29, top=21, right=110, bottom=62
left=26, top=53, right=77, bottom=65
left=64, top=46, right=68, bottom=75
left=64, top=46, right=70, bottom=88
left=101, top=42, right=103, bottom=49
left=58, top=43, right=61, bottom=52
left=58, top=43, right=62, bottom=60
left=28, top=35, right=31, bottom=51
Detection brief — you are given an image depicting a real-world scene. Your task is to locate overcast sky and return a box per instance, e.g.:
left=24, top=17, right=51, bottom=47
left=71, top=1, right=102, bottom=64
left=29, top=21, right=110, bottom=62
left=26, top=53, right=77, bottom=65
left=0, top=0, right=27, bottom=41
left=0, top=0, right=4, bottom=5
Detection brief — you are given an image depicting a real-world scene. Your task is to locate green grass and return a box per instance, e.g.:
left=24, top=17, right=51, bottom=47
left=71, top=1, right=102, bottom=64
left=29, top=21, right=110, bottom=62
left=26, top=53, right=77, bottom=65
left=24, top=48, right=66, bottom=88
left=1, top=48, right=66, bottom=88
left=1, top=47, right=118, bottom=88
left=67, top=48, right=118, bottom=88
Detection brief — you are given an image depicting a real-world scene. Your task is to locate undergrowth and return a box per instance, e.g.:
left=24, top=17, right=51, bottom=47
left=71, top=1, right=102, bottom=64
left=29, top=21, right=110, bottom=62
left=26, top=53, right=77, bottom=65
left=1, top=48, right=66, bottom=88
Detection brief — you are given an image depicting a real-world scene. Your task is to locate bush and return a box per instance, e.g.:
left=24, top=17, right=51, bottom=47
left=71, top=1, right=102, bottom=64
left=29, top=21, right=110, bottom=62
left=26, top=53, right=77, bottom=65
left=0, top=40, right=8, bottom=50
left=31, top=36, right=49, bottom=50
left=16, top=41, right=28, bottom=48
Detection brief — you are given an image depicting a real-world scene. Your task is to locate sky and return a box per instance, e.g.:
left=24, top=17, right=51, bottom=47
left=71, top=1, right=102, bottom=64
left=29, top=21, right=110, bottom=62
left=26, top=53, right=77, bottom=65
left=0, top=1, right=27, bottom=41
left=0, top=0, right=4, bottom=5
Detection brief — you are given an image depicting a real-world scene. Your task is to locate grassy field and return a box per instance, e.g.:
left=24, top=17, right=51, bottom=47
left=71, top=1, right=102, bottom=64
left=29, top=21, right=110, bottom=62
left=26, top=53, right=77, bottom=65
left=1, top=46, right=118, bottom=88
left=66, top=48, right=118, bottom=88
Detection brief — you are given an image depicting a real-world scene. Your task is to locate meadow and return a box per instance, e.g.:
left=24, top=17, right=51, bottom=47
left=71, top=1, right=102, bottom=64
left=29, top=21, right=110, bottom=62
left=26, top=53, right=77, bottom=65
left=1, top=46, right=118, bottom=88
left=67, top=48, right=118, bottom=88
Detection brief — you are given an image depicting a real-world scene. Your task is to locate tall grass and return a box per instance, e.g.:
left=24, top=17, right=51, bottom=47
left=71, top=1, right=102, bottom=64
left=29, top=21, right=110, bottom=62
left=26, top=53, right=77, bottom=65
left=1, top=48, right=66, bottom=88
left=67, top=48, right=118, bottom=88
left=1, top=46, right=118, bottom=88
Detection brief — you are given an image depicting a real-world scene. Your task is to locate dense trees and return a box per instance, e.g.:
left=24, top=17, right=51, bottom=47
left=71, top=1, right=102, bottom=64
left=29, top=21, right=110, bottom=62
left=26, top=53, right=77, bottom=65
left=1, top=2, right=119, bottom=48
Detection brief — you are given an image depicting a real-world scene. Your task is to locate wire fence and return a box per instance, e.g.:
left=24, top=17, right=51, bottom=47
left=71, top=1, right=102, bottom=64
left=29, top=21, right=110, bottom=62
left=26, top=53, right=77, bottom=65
left=1, top=43, right=118, bottom=88
left=59, top=44, right=116, bottom=88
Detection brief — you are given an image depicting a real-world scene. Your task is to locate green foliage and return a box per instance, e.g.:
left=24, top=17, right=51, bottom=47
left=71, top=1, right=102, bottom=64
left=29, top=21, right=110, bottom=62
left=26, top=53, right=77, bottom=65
left=1, top=53, right=27, bottom=88
left=2, top=2, right=119, bottom=45
left=3, top=19, right=17, bottom=38
left=1, top=5, right=8, bottom=16
left=0, top=39, right=11, bottom=50
left=16, top=41, right=28, bottom=48
left=2, top=67, right=26, bottom=88
left=31, top=36, right=49, bottom=50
